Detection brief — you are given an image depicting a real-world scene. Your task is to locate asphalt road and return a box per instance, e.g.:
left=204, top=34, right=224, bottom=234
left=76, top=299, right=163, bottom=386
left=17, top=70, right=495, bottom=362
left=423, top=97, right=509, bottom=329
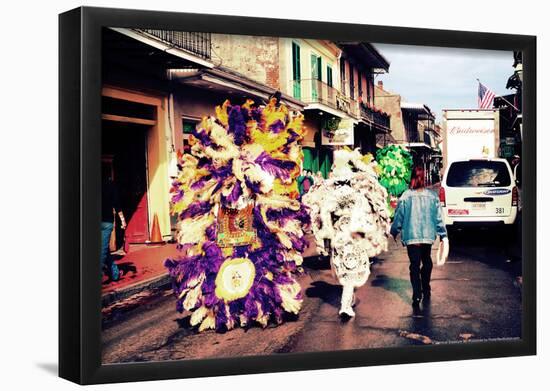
left=101, top=227, right=522, bottom=364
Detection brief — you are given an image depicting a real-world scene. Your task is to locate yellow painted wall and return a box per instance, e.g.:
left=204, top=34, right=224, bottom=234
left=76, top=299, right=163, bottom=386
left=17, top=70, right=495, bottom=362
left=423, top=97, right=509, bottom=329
left=146, top=99, right=171, bottom=240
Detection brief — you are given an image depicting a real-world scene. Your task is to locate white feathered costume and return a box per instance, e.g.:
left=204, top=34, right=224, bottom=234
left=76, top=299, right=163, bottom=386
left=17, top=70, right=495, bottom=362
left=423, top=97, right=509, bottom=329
left=302, top=148, right=391, bottom=317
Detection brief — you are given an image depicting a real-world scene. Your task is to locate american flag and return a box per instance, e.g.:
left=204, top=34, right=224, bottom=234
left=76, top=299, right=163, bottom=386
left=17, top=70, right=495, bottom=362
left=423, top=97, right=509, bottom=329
left=478, top=82, right=496, bottom=109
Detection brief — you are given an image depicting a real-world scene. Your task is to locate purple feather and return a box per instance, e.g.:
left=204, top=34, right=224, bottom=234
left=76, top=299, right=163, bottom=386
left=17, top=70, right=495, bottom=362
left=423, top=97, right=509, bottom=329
left=228, top=105, right=247, bottom=146
left=255, top=152, right=295, bottom=181
left=205, top=223, right=217, bottom=241
left=197, top=157, right=210, bottom=168
left=226, top=181, right=242, bottom=203
left=171, top=189, right=184, bottom=203
left=269, top=119, right=285, bottom=133
left=192, top=129, right=212, bottom=147
left=190, top=175, right=212, bottom=190
left=211, top=164, right=233, bottom=180
left=180, top=201, right=212, bottom=219
left=245, top=178, right=262, bottom=194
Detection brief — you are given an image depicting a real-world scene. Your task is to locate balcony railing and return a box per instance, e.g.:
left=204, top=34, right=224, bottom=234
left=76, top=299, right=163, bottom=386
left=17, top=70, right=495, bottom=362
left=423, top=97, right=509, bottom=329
left=291, top=79, right=359, bottom=118
left=423, top=131, right=435, bottom=147
left=135, top=29, right=211, bottom=60
left=406, top=130, right=420, bottom=143
left=359, top=102, right=391, bottom=130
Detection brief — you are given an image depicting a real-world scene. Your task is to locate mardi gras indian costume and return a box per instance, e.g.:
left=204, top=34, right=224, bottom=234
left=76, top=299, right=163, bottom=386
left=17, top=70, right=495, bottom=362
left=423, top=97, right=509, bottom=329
left=165, top=98, right=310, bottom=332
left=303, top=149, right=391, bottom=317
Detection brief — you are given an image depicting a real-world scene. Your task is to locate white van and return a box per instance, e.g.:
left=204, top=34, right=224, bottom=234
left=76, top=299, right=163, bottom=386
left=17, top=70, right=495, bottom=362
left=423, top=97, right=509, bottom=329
left=439, top=158, right=518, bottom=227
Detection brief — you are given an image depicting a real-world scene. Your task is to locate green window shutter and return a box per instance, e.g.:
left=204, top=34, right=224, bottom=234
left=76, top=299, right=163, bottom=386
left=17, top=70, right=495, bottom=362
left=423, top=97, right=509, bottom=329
left=317, top=57, right=322, bottom=81
left=292, top=42, right=301, bottom=80
left=319, top=148, right=332, bottom=179
left=327, top=65, right=333, bottom=87
left=303, top=147, right=320, bottom=175
left=313, top=150, right=320, bottom=174
left=311, top=54, right=319, bottom=101
left=292, top=42, right=301, bottom=99
left=302, top=147, right=313, bottom=171
left=311, top=54, right=318, bottom=79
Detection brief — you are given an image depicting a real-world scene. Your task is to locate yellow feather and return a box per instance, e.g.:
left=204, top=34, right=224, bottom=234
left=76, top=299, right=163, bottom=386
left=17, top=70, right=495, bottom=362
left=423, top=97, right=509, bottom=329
left=198, top=312, right=216, bottom=332
left=215, top=100, right=230, bottom=127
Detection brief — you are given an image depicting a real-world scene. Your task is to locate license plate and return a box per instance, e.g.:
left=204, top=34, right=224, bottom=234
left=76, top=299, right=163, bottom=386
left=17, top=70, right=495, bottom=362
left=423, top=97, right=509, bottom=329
left=471, top=203, right=486, bottom=209
left=448, top=209, right=469, bottom=215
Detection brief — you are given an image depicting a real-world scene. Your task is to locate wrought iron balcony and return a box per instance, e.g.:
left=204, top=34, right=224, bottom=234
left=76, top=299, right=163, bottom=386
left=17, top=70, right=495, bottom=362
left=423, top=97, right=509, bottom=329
left=406, top=129, right=420, bottom=143
left=359, top=102, right=390, bottom=131
left=135, top=29, right=211, bottom=60
left=291, top=79, right=359, bottom=118
left=423, top=130, right=435, bottom=147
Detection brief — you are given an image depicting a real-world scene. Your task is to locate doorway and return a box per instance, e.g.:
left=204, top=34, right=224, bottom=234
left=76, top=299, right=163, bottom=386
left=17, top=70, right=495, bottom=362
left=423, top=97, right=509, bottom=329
left=102, top=121, right=150, bottom=244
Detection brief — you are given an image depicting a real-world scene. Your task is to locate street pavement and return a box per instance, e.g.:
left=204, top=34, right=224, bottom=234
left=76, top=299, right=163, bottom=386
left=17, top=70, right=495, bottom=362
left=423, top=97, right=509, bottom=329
left=101, top=227, right=522, bottom=364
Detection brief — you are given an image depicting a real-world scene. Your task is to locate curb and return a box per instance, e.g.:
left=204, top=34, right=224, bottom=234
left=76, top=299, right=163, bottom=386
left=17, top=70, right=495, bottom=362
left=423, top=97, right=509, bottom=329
left=102, top=273, right=172, bottom=307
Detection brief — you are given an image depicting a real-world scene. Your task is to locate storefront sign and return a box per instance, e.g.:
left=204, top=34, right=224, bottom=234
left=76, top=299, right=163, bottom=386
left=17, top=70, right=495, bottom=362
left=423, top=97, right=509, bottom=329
left=321, top=118, right=354, bottom=145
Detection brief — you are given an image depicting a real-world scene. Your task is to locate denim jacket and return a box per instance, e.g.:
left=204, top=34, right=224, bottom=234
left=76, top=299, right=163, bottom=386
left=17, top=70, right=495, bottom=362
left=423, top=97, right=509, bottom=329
left=390, top=188, right=447, bottom=245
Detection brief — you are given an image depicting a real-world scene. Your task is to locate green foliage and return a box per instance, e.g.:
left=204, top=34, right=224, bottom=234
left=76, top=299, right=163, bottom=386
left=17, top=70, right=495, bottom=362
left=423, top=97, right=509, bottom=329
left=376, top=144, right=413, bottom=197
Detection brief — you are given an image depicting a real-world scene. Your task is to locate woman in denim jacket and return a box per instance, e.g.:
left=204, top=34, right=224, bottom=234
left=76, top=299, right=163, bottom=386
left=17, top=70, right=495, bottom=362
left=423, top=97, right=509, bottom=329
left=390, top=166, right=447, bottom=307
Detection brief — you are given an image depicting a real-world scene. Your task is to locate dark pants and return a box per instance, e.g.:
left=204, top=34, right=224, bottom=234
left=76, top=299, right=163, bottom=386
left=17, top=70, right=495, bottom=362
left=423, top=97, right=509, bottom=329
left=406, top=244, right=433, bottom=300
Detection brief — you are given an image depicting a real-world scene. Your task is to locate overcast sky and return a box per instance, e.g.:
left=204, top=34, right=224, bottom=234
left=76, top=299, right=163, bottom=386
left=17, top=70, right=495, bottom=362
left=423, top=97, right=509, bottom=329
left=373, top=44, right=514, bottom=122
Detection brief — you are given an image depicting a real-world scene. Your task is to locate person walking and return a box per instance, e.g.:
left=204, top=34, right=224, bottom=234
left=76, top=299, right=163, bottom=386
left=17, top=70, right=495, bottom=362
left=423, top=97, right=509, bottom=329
left=101, top=172, right=126, bottom=281
left=390, top=166, right=447, bottom=307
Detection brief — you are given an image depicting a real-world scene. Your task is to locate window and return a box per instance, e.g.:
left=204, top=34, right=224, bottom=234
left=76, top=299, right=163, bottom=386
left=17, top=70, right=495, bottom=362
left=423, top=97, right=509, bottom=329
left=446, top=161, right=512, bottom=187
left=182, top=119, right=196, bottom=134
left=349, top=65, right=355, bottom=99
left=311, top=54, right=322, bottom=101
left=326, top=65, right=333, bottom=87
left=292, top=42, right=301, bottom=99
left=310, top=54, right=321, bottom=81
left=366, top=74, right=373, bottom=104
left=182, top=119, right=198, bottom=153
left=340, top=60, right=346, bottom=95
left=358, top=72, right=363, bottom=101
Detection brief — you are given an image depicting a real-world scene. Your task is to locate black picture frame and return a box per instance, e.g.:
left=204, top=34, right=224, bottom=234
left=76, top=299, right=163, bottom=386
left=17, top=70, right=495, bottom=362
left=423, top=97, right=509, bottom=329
left=59, top=6, right=537, bottom=385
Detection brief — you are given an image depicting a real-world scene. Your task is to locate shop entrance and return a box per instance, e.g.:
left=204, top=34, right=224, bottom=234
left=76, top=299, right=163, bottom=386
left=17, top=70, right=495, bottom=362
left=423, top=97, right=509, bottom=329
left=102, top=120, right=150, bottom=244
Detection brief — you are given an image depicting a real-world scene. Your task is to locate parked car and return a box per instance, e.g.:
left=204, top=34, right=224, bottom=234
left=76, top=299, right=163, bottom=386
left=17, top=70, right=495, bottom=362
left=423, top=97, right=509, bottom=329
left=439, top=158, right=518, bottom=228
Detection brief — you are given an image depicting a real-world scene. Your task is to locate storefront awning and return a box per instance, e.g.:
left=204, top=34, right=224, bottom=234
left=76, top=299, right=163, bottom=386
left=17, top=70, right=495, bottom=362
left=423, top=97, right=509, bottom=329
left=304, top=103, right=359, bottom=124
left=405, top=142, right=433, bottom=150
left=175, top=67, right=306, bottom=111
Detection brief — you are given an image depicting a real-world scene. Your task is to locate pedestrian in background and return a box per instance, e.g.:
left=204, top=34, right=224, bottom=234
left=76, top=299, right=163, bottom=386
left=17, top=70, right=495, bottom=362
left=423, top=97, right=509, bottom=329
left=101, top=170, right=126, bottom=281
left=390, top=166, right=447, bottom=307
left=302, top=170, right=314, bottom=194
left=315, top=171, right=324, bottom=184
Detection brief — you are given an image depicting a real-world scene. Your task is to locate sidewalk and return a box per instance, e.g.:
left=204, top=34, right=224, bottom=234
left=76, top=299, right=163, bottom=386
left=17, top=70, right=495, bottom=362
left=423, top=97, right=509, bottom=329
left=102, top=243, right=179, bottom=305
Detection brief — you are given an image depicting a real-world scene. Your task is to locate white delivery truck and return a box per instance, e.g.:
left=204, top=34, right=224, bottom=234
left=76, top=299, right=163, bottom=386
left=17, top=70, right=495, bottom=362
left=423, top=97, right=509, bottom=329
left=439, top=109, right=518, bottom=228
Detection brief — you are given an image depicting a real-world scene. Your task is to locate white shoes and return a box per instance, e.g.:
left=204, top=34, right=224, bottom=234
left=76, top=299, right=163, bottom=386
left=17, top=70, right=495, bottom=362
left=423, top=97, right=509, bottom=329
left=339, top=306, right=355, bottom=318
left=339, top=285, right=356, bottom=318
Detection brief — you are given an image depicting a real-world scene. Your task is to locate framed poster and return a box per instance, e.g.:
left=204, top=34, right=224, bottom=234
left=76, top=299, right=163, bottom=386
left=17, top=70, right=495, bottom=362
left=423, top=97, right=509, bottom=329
left=59, top=6, right=536, bottom=385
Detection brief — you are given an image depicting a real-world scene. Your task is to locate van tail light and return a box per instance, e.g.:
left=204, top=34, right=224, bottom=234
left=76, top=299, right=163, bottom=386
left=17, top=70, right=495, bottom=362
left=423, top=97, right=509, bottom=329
left=512, top=186, right=518, bottom=207
left=439, top=186, right=446, bottom=207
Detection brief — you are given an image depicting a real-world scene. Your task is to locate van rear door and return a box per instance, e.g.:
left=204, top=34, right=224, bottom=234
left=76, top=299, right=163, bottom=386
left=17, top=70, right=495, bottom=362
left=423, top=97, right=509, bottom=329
left=444, top=160, right=513, bottom=218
